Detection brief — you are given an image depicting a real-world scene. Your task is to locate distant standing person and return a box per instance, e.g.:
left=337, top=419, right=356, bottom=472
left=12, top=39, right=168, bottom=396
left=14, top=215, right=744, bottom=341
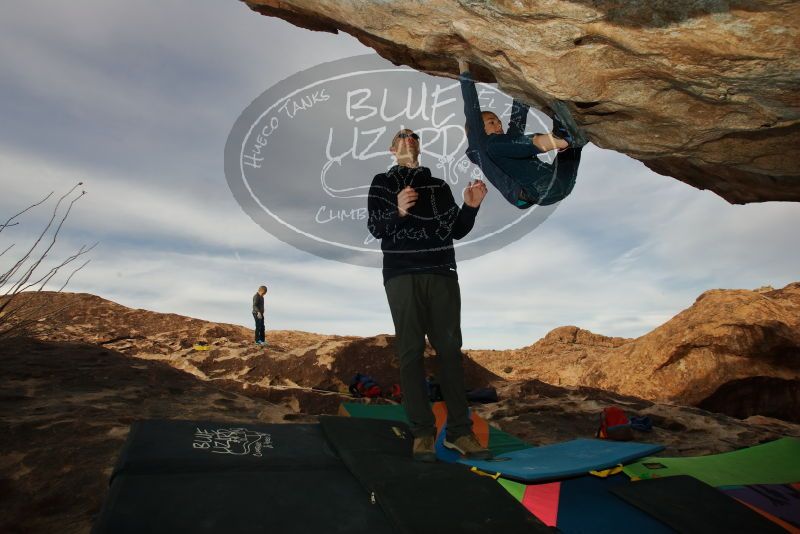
left=252, top=285, right=267, bottom=345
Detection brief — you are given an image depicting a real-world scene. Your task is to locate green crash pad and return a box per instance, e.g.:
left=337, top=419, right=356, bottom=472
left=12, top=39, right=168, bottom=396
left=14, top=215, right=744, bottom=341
left=623, top=437, right=800, bottom=487
left=338, top=403, right=409, bottom=423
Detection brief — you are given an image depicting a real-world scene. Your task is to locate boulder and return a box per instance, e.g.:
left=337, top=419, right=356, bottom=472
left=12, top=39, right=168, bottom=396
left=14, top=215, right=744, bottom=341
left=242, top=0, right=800, bottom=203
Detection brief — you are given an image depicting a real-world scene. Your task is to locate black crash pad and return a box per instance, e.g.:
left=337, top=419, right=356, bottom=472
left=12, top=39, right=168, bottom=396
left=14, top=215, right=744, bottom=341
left=319, top=415, right=552, bottom=534
left=108, top=419, right=340, bottom=479
left=92, top=420, right=392, bottom=534
left=611, top=475, right=786, bottom=534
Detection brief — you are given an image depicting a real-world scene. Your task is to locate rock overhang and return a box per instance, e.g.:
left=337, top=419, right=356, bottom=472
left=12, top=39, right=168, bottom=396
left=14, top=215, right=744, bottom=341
left=241, top=0, right=800, bottom=203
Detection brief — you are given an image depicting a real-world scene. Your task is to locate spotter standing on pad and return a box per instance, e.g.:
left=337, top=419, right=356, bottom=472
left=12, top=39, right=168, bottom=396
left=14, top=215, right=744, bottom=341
left=367, top=128, right=492, bottom=462
left=458, top=58, right=585, bottom=208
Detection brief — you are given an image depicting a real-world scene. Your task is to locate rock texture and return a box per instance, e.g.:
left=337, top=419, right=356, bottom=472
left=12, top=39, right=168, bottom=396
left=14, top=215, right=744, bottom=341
left=12, top=292, right=499, bottom=415
left=477, top=379, right=799, bottom=455
left=0, top=336, right=295, bottom=534
left=242, top=0, right=800, bottom=203
left=9, top=285, right=800, bottom=420
left=2, top=335, right=798, bottom=534
left=468, top=282, right=800, bottom=421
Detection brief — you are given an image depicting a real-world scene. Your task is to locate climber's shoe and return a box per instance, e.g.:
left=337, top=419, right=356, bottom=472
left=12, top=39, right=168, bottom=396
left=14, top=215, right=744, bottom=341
left=550, top=100, right=589, bottom=149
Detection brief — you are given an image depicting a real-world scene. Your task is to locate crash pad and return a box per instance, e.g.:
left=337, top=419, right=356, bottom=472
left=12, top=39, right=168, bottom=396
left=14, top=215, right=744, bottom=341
left=622, top=437, right=800, bottom=487
left=721, top=483, right=800, bottom=533
left=108, top=419, right=340, bottom=479
left=338, top=402, right=408, bottom=423
left=92, top=420, right=392, bottom=534
left=611, top=475, right=787, bottom=534
left=339, top=401, right=530, bottom=461
left=498, top=478, right=561, bottom=528
left=499, top=475, right=675, bottom=533
left=319, top=415, right=550, bottom=534
left=461, top=438, right=664, bottom=482
left=556, top=475, right=675, bottom=533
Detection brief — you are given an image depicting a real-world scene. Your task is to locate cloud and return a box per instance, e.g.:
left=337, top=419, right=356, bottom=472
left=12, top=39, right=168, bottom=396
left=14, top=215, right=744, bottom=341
left=453, top=144, right=800, bottom=348
left=52, top=244, right=393, bottom=337
left=0, top=0, right=369, bottom=181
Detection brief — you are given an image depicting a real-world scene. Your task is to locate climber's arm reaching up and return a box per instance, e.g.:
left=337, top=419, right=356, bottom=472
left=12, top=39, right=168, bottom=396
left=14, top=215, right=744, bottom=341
left=458, top=59, right=486, bottom=151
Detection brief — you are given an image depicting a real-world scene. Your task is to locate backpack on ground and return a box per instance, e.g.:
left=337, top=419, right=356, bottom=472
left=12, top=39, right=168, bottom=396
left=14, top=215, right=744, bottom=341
left=349, top=373, right=382, bottom=398
left=596, top=406, right=634, bottom=441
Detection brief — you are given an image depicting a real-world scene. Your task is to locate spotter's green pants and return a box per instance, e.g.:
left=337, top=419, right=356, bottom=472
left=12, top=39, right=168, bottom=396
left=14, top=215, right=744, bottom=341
left=384, top=273, right=472, bottom=439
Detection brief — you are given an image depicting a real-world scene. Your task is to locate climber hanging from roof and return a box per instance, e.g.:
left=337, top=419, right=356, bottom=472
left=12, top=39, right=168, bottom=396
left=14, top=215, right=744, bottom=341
left=457, top=58, right=587, bottom=208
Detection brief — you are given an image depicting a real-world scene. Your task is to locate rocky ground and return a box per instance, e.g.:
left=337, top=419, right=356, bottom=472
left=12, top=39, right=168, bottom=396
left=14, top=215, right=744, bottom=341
left=0, top=336, right=294, bottom=534
left=1, top=288, right=799, bottom=533
left=468, top=283, right=800, bottom=422
left=13, top=285, right=800, bottom=421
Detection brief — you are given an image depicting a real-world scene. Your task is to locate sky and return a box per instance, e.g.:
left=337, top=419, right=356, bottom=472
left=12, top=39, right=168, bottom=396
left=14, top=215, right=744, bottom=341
left=1, top=0, right=798, bottom=350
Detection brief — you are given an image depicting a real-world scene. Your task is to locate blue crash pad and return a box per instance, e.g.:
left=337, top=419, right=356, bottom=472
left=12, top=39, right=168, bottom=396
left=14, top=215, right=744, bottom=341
left=461, top=438, right=665, bottom=482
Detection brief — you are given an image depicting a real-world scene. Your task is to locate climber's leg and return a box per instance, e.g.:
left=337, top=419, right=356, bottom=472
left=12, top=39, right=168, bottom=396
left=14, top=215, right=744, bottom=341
left=531, top=146, right=583, bottom=205
left=485, top=143, right=554, bottom=206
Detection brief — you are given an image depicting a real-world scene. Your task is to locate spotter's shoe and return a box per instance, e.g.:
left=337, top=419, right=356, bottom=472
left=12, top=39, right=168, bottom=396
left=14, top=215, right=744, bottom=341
left=412, top=435, right=437, bottom=463
left=443, top=433, right=493, bottom=460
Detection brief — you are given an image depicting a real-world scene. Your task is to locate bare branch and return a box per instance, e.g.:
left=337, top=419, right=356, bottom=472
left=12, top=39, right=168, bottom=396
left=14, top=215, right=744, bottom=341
left=0, top=182, right=94, bottom=340
left=17, top=241, right=97, bottom=294
left=0, top=191, right=53, bottom=234
left=0, top=182, right=83, bottom=291
left=2, top=187, right=86, bottom=295
left=57, top=258, right=92, bottom=292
